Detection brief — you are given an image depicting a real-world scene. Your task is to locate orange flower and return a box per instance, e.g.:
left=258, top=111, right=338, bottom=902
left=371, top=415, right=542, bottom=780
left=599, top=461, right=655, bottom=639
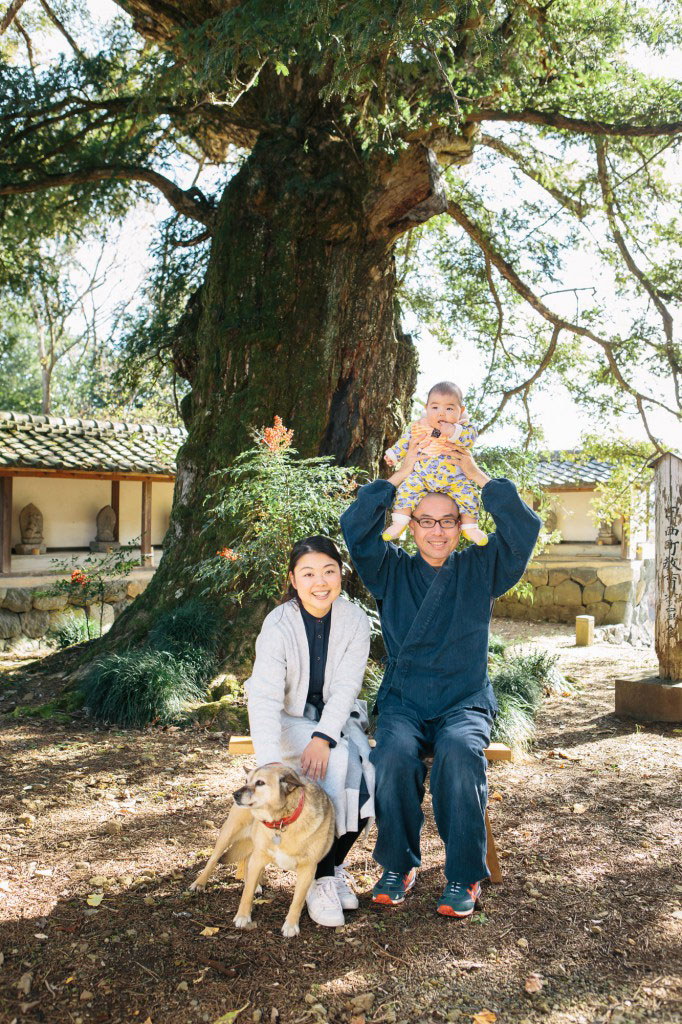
left=71, top=569, right=88, bottom=586
left=217, top=547, right=238, bottom=561
left=262, top=415, right=294, bottom=453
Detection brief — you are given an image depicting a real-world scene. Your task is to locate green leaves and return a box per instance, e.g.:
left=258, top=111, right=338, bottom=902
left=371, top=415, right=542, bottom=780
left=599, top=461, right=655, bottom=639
left=196, top=418, right=362, bottom=607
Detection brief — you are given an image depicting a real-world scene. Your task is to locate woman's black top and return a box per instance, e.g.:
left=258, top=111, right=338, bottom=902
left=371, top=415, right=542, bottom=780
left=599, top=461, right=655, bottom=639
left=299, top=603, right=335, bottom=746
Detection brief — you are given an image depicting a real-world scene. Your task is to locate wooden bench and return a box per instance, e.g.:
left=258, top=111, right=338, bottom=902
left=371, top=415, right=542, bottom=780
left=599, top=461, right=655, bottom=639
left=227, top=736, right=511, bottom=884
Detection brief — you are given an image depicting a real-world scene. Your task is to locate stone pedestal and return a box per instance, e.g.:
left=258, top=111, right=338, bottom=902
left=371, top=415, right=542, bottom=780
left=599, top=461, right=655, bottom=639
left=615, top=674, right=682, bottom=723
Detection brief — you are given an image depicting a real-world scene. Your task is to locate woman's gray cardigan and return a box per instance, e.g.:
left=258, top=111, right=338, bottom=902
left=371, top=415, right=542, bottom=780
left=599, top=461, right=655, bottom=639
left=246, top=595, right=371, bottom=766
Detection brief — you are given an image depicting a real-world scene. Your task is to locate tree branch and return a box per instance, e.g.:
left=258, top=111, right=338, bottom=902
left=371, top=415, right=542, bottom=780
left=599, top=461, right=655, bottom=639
left=478, top=324, right=560, bottom=435
left=14, top=16, right=36, bottom=82
left=479, top=133, right=586, bottom=218
left=468, top=108, right=682, bottom=138
left=595, top=137, right=680, bottom=409
left=0, top=0, right=27, bottom=34
left=446, top=198, right=674, bottom=448
left=0, top=166, right=215, bottom=228
left=37, top=0, right=86, bottom=61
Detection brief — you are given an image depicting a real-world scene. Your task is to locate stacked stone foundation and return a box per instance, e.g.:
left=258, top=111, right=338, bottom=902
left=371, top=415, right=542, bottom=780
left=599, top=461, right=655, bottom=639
left=494, top=558, right=654, bottom=628
left=0, top=578, right=150, bottom=653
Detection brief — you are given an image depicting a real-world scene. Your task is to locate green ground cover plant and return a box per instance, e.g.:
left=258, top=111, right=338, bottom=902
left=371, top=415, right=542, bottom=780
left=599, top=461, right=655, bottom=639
left=80, top=600, right=221, bottom=728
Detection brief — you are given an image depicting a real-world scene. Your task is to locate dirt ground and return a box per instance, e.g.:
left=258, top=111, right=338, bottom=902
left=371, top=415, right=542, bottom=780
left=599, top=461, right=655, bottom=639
left=1, top=620, right=680, bottom=1024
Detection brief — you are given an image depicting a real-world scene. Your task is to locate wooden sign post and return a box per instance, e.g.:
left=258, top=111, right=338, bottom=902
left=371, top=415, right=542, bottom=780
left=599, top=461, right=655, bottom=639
left=655, top=452, right=682, bottom=679
left=615, top=452, right=682, bottom=721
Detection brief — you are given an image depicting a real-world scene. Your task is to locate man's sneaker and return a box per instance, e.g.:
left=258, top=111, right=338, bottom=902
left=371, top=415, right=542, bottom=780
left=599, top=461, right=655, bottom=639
left=334, top=864, right=359, bottom=910
left=437, top=880, right=481, bottom=918
left=372, top=867, right=417, bottom=906
left=306, top=876, right=345, bottom=927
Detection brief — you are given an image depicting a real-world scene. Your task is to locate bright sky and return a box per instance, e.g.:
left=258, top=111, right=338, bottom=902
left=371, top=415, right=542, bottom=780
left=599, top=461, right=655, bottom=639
left=10, top=0, right=682, bottom=452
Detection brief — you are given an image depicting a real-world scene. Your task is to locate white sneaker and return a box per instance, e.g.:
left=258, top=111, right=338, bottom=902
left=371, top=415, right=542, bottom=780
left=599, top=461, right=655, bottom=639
left=306, top=876, right=345, bottom=927
left=334, top=864, right=359, bottom=910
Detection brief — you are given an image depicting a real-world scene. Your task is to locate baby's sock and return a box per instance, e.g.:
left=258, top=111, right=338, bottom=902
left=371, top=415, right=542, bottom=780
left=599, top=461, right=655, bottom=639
left=382, top=513, right=411, bottom=542
left=461, top=524, right=488, bottom=546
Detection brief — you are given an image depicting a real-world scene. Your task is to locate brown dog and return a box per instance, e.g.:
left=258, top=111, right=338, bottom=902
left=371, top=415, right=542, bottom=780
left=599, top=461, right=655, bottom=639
left=190, top=763, right=335, bottom=937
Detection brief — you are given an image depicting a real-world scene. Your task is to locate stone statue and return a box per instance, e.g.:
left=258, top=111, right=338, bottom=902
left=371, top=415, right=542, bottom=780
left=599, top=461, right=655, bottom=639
left=90, top=504, right=120, bottom=552
left=14, top=503, right=47, bottom=554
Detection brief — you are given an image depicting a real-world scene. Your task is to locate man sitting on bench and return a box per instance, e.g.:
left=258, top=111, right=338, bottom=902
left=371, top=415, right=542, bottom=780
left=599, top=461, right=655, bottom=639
left=341, top=436, right=540, bottom=917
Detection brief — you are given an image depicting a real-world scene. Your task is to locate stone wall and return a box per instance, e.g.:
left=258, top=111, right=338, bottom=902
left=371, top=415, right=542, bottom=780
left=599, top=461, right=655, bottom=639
left=0, top=577, right=150, bottom=653
left=494, top=558, right=655, bottom=628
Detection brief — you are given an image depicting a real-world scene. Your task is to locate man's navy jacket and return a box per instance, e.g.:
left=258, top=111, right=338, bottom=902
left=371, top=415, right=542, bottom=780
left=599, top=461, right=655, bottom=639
left=340, top=478, right=541, bottom=719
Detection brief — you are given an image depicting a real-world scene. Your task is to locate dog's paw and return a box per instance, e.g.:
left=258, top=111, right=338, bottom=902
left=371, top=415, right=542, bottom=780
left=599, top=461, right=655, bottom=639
left=255, top=884, right=263, bottom=896
left=233, top=914, right=254, bottom=930
left=281, top=921, right=300, bottom=938
left=189, top=879, right=205, bottom=892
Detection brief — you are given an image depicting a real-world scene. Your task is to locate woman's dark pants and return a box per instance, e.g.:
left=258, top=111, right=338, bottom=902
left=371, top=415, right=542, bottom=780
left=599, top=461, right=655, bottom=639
left=370, top=691, right=493, bottom=886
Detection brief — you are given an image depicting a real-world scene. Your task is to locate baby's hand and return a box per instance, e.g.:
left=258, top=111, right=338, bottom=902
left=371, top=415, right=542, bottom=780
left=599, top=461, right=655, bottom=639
left=438, top=421, right=456, bottom=438
left=384, top=453, right=397, bottom=467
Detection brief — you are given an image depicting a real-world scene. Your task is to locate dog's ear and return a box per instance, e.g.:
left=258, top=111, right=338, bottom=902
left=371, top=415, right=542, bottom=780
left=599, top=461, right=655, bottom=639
left=243, top=765, right=250, bottom=776
left=279, top=769, right=303, bottom=795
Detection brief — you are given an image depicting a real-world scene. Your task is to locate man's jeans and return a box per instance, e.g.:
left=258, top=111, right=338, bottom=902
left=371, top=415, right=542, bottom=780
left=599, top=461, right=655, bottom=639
left=370, top=690, right=493, bottom=885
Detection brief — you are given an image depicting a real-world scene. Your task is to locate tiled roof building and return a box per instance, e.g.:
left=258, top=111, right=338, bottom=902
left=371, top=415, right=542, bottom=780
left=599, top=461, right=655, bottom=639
left=536, top=453, right=613, bottom=488
left=0, top=411, right=185, bottom=477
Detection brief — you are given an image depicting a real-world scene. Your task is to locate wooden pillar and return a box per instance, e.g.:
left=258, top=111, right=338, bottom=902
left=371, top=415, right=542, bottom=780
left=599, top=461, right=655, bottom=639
left=654, top=452, right=682, bottom=680
left=110, top=480, right=120, bottom=543
left=0, top=475, right=12, bottom=576
left=620, top=515, right=630, bottom=559
left=141, top=479, right=152, bottom=567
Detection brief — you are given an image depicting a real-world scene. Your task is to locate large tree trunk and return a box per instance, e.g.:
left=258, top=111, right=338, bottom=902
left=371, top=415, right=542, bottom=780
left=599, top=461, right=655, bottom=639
left=106, top=129, right=447, bottom=645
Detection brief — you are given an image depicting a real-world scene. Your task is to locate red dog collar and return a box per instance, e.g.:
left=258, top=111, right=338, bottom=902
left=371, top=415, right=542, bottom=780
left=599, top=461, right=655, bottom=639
left=262, top=790, right=305, bottom=831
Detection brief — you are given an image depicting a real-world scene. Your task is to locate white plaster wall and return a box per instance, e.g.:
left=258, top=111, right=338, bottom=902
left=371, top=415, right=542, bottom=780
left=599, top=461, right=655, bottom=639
left=551, top=490, right=600, bottom=542
left=117, top=481, right=174, bottom=546
left=11, top=478, right=174, bottom=548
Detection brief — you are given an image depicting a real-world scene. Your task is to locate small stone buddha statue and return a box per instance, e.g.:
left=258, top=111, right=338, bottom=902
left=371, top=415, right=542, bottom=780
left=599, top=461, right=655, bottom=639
left=90, top=504, right=120, bottom=552
left=14, top=503, right=47, bottom=554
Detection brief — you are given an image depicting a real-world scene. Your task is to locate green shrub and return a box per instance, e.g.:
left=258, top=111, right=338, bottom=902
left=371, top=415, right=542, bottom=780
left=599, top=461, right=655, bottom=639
left=488, top=633, right=507, bottom=658
left=81, top=599, right=222, bottom=728
left=491, top=647, right=566, bottom=748
left=196, top=416, right=361, bottom=606
left=148, top=599, right=221, bottom=664
left=81, top=650, right=206, bottom=729
left=53, top=616, right=102, bottom=649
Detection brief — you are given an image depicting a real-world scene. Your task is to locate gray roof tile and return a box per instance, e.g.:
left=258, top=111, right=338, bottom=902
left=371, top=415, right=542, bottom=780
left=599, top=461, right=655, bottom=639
left=0, top=411, right=184, bottom=475
left=537, top=452, right=613, bottom=487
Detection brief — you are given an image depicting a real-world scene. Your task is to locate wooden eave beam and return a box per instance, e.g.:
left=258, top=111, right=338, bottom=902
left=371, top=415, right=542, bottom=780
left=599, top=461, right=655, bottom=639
left=0, top=467, right=174, bottom=482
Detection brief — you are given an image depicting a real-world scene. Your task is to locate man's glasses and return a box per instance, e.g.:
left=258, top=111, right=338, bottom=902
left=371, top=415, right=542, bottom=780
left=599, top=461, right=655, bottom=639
left=411, top=515, right=460, bottom=530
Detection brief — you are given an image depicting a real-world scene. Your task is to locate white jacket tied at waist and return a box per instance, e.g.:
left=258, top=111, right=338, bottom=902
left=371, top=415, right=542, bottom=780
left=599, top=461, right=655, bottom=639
left=246, top=595, right=371, bottom=766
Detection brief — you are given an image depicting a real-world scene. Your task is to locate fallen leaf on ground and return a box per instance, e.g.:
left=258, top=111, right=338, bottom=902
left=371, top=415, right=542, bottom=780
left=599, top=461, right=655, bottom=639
left=200, top=926, right=220, bottom=936
left=572, top=803, right=588, bottom=814
left=349, top=1017, right=366, bottom=1024
left=525, top=973, right=544, bottom=994
left=86, top=893, right=103, bottom=907
left=472, top=1011, right=496, bottom=1024
left=547, top=749, right=581, bottom=761
left=16, top=971, right=33, bottom=995
left=490, top=792, right=503, bottom=801
left=516, top=937, right=529, bottom=949
left=88, top=876, right=108, bottom=886
left=212, top=1004, right=249, bottom=1024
